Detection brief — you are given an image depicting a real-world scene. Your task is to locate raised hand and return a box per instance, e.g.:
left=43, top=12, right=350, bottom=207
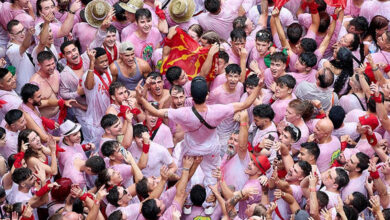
left=69, top=0, right=82, bottom=13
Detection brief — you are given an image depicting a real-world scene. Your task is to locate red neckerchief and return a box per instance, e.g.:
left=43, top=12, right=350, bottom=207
left=143, top=118, right=163, bottom=137
left=67, top=57, right=83, bottom=70
left=94, top=69, right=112, bottom=92
left=104, top=44, right=117, bottom=65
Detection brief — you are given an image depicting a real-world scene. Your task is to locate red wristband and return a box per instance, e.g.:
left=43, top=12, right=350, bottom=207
left=331, top=13, right=338, bottom=20
left=316, top=113, right=326, bottom=119
left=384, top=64, right=390, bottom=73
left=142, top=143, right=150, bottom=153
left=155, top=6, right=166, bottom=20
left=370, top=170, right=380, bottom=179
left=253, top=143, right=262, bottom=153
left=372, top=94, right=383, bottom=103
left=80, top=192, right=93, bottom=201
left=269, top=98, right=275, bottom=104
left=366, top=133, right=378, bottom=146
left=308, top=2, right=319, bottom=14
left=35, top=180, right=51, bottom=197
left=300, top=2, right=308, bottom=10
left=340, top=141, right=347, bottom=151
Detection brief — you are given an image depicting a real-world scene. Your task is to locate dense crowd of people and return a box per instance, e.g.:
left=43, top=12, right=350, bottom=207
left=0, top=0, right=389, bottom=219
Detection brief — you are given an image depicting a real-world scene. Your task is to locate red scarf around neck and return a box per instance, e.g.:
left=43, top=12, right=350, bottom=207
left=94, top=69, right=112, bottom=92
left=67, top=57, right=83, bottom=70
left=143, top=118, right=163, bottom=137
left=104, top=44, right=118, bottom=65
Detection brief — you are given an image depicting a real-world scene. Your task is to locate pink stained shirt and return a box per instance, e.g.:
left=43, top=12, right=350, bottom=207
left=272, top=184, right=303, bottom=220
left=341, top=171, right=368, bottom=201
left=0, top=122, right=19, bottom=160
left=291, top=120, right=310, bottom=152
left=339, top=93, right=367, bottom=113
left=120, top=23, right=137, bottom=42
left=72, top=22, right=98, bottom=53
left=209, top=73, right=227, bottom=92
left=129, top=141, right=173, bottom=177
left=332, top=122, right=360, bottom=141
left=344, top=0, right=361, bottom=17
left=248, top=49, right=268, bottom=71
left=320, top=188, right=341, bottom=209
left=240, top=89, right=273, bottom=125
left=167, top=104, right=235, bottom=155
left=61, top=153, right=87, bottom=189
left=271, top=95, right=296, bottom=124
left=263, top=68, right=289, bottom=89
left=110, top=163, right=133, bottom=188
left=207, top=83, right=244, bottom=105
left=221, top=151, right=250, bottom=191
left=344, top=109, right=366, bottom=123
left=238, top=178, right=262, bottom=219
left=57, top=140, right=87, bottom=175
left=117, top=203, right=141, bottom=220
left=366, top=50, right=390, bottom=66
left=19, top=103, right=45, bottom=132
left=0, top=89, right=22, bottom=121
left=360, top=0, right=390, bottom=23
left=289, top=69, right=317, bottom=85
left=35, top=17, right=64, bottom=51
left=317, top=136, right=341, bottom=173
left=152, top=123, right=174, bottom=149
left=0, top=2, right=34, bottom=30
left=124, top=27, right=162, bottom=66
left=355, top=133, right=382, bottom=158
left=251, top=122, right=278, bottom=147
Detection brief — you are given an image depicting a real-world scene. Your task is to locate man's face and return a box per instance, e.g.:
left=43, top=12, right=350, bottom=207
left=226, top=133, right=238, bottom=158
left=108, top=168, right=123, bottom=185
left=39, top=58, right=56, bottom=75
left=275, top=83, right=291, bottom=99
left=347, top=24, right=364, bottom=36
left=32, top=90, right=42, bottom=106
left=66, top=131, right=82, bottom=144
left=11, top=115, right=27, bottom=131
left=155, top=199, right=166, bottom=215
left=245, top=159, right=260, bottom=176
left=294, top=58, right=307, bottom=73
left=120, top=50, right=135, bottom=66
left=173, top=70, right=188, bottom=86
left=225, top=72, right=240, bottom=90
left=244, top=18, right=254, bottom=35
left=170, top=89, right=185, bottom=108
left=104, top=31, right=117, bottom=48
left=21, top=174, right=36, bottom=189
left=255, top=40, right=270, bottom=56
left=145, top=110, right=158, bottom=128
left=16, top=0, right=30, bottom=8
left=10, top=23, right=26, bottom=43
left=112, top=145, right=124, bottom=162
left=95, top=55, right=109, bottom=72
left=321, top=168, right=337, bottom=189
left=124, top=11, right=135, bottom=22
left=298, top=148, right=311, bottom=162
left=0, top=134, right=5, bottom=147
left=285, top=107, right=300, bottom=123
left=313, top=123, right=326, bottom=141
left=285, top=163, right=303, bottom=182
left=253, top=116, right=268, bottom=130
left=117, top=186, right=132, bottom=206
left=107, top=120, right=123, bottom=136
left=377, top=32, right=390, bottom=50
left=149, top=77, right=163, bottom=96
left=344, top=154, right=359, bottom=172
left=112, top=87, right=128, bottom=104
left=47, top=27, right=54, bottom=44
left=63, top=44, right=80, bottom=65
left=147, top=176, right=160, bottom=192
left=0, top=72, right=16, bottom=91
left=217, top=58, right=227, bottom=74
left=39, top=0, right=55, bottom=17
left=136, top=16, right=152, bottom=34
left=232, top=38, right=246, bottom=55
left=279, top=130, right=293, bottom=146
left=338, top=33, right=354, bottom=49
left=270, top=60, right=286, bottom=78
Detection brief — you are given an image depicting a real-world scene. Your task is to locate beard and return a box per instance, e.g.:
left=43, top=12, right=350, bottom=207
left=32, top=100, right=41, bottom=106
left=226, top=144, right=236, bottom=158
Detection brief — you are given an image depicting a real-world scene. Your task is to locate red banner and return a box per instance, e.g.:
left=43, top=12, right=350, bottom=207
left=160, top=27, right=217, bottom=81
left=324, top=0, right=347, bottom=9
left=274, top=0, right=289, bottom=10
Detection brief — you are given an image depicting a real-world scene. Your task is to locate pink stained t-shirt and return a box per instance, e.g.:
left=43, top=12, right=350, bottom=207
left=61, top=153, right=87, bottom=189
left=344, top=109, right=366, bottom=123
left=221, top=151, right=250, bottom=191
left=19, top=103, right=45, bottom=132
left=332, top=122, right=360, bottom=141
left=272, top=184, right=303, bottom=220
left=317, top=136, right=341, bottom=173
left=167, top=104, right=235, bottom=155
left=0, top=89, right=22, bottom=122
left=152, top=123, right=174, bottom=149
left=344, top=0, right=361, bottom=17
left=57, top=141, right=87, bottom=175
left=0, top=2, right=34, bottom=30
left=340, top=171, right=368, bottom=201
left=251, top=122, right=278, bottom=147
left=339, top=93, right=367, bottom=113
left=359, top=0, right=390, bottom=23
left=120, top=23, right=137, bottom=42
left=240, top=89, right=273, bottom=125
left=124, top=27, right=162, bottom=66
left=207, top=83, right=244, bottom=105
left=111, top=163, right=133, bottom=188
left=290, top=120, right=310, bottom=152
left=72, top=22, right=98, bottom=53
left=248, top=49, right=268, bottom=71
left=238, top=178, right=262, bottom=219
left=129, top=141, right=173, bottom=178
left=355, top=133, right=382, bottom=158
left=209, top=73, right=227, bottom=92
left=289, top=69, right=317, bottom=85
left=271, top=95, right=296, bottom=124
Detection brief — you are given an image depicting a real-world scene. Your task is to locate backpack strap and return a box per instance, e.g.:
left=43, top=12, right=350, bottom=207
left=192, top=106, right=216, bottom=129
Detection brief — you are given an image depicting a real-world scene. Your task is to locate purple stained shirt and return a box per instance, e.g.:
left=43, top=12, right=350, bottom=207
left=238, top=179, right=262, bottom=219
left=0, top=90, right=22, bottom=122
left=167, top=104, right=235, bottom=155
left=152, top=123, right=174, bottom=149
left=271, top=95, right=296, bottom=124
left=58, top=140, right=87, bottom=175
left=61, top=153, right=88, bottom=189
left=221, top=151, right=250, bottom=192
left=317, top=136, right=341, bottom=173
left=0, top=122, right=19, bottom=160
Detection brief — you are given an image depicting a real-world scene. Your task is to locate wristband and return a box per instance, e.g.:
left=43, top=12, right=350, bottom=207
left=330, top=13, right=338, bottom=20
left=372, top=93, right=383, bottom=103
left=300, top=2, right=308, bottom=10
left=80, top=192, right=94, bottom=201
left=88, top=69, right=93, bottom=72
left=82, top=144, right=88, bottom=151
left=309, top=188, right=316, bottom=192
left=370, top=170, right=380, bottom=179
left=340, top=141, right=347, bottom=151
left=372, top=66, right=379, bottom=72
left=94, top=199, right=100, bottom=205
left=315, top=113, right=326, bottom=119
left=35, top=180, right=51, bottom=197
left=366, top=132, right=378, bottom=146
left=384, top=64, right=390, bottom=73
left=155, top=6, right=166, bottom=20
left=183, top=167, right=190, bottom=171
left=69, top=10, right=75, bottom=14
left=253, top=143, right=262, bottom=153
left=240, top=122, right=248, bottom=127
left=142, top=143, right=150, bottom=154
left=308, top=2, right=319, bottom=14
left=269, top=98, right=275, bottom=104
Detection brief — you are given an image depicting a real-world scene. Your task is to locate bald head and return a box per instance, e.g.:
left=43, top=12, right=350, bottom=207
left=317, top=118, right=334, bottom=134
left=63, top=212, right=82, bottom=220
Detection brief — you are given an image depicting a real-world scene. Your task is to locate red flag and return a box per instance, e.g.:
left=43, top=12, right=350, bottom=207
left=160, top=27, right=217, bottom=82
left=274, top=0, right=289, bottom=9
left=324, top=0, right=346, bottom=9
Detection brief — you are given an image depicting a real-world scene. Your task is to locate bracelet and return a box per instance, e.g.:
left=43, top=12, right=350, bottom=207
left=372, top=66, right=379, bottom=72
left=183, top=167, right=190, bottom=171
left=309, top=188, right=316, bottom=192
left=240, top=122, right=247, bottom=127
left=69, top=10, right=75, bottom=14
left=330, top=13, right=338, bottom=21
left=94, top=199, right=100, bottom=205
left=88, top=69, right=93, bottom=72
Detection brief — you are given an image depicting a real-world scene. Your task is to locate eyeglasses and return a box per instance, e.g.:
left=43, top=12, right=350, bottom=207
left=12, top=28, right=25, bottom=36
left=119, top=189, right=128, bottom=200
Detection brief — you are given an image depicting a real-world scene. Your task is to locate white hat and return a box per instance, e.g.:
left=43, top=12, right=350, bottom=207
left=60, top=120, right=82, bottom=136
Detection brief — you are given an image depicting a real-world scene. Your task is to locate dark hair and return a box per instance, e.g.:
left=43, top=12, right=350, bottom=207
left=299, top=52, right=317, bottom=68
left=233, top=16, right=247, bottom=29
left=270, top=52, right=287, bottom=64
left=300, top=38, right=317, bottom=53
left=349, top=33, right=360, bottom=51
left=297, top=160, right=312, bottom=177
left=275, top=74, right=296, bottom=89
left=107, top=25, right=117, bottom=34
left=316, top=191, right=329, bottom=208
left=253, top=104, right=274, bottom=121
left=188, top=24, right=203, bottom=39
left=109, top=210, right=123, bottom=220
left=113, top=2, right=127, bottom=21
left=169, top=85, right=184, bottom=95
left=191, top=76, right=208, bottom=104
left=301, top=100, right=314, bottom=121
left=349, top=16, right=369, bottom=35
left=94, top=47, right=107, bottom=59
left=6, top=19, right=20, bottom=33
left=36, top=0, right=55, bottom=16
left=190, top=184, right=206, bottom=206
left=147, top=72, right=162, bottom=80
left=0, top=187, right=5, bottom=198
left=5, top=109, right=23, bottom=125
left=0, top=68, right=9, bottom=80
left=245, top=74, right=259, bottom=89
left=135, top=8, right=152, bottom=22
left=37, top=51, right=55, bottom=64
left=367, top=95, right=380, bottom=113
left=107, top=186, right=120, bottom=207
left=335, top=168, right=350, bottom=190
left=318, top=11, right=330, bottom=33
left=337, top=206, right=358, bottom=220
left=328, top=106, right=345, bottom=129
left=101, top=140, right=120, bottom=157
left=72, top=198, right=84, bottom=214
left=85, top=156, right=105, bottom=174
left=0, top=127, right=5, bottom=140
left=204, top=0, right=220, bottom=13
left=355, top=152, right=369, bottom=173
left=101, top=114, right=120, bottom=129
left=225, top=63, right=241, bottom=75
left=383, top=209, right=390, bottom=220
left=286, top=23, right=303, bottom=44
left=136, top=177, right=150, bottom=200
left=133, top=124, right=149, bottom=138
left=141, top=199, right=161, bottom=220
left=318, top=68, right=334, bottom=88
left=109, top=81, right=125, bottom=96
left=300, top=142, right=320, bottom=160
left=60, top=40, right=78, bottom=54
left=200, top=31, right=221, bottom=45
left=367, top=15, right=389, bottom=46
left=284, top=125, right=301, bottom=142
left=349, top=192, right=368, bottom=213
left=12, top=167, right=32, bottom=184
left=230, top=28, right=246, bottom=41
left=218, top=51, right=229, bottom=63
left=166, top=66, right=182, bottom=84
left=256, top=29, right=273, bottom=43
left=17, top=129, right=35, bottom=153
left=332, top=47, right=354, bottom=95
left=95, top=169, right=110, bottom=189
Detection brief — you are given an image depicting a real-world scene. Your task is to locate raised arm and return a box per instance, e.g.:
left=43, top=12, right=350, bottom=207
left=121, top=111, right=134, bottom=148
left=57, top=0, right=81, bottom=38
left=173, top=156, right=193, bottom=206
left=136, top=82, right=168, bottom=118
left=147, top=165, right=169, bottom=199
left=19, top=28, right=34, bottom=56
left=35, top=13, right=52, bottom=55
left=84, top=49, right=96, bottom=90
left=199, top=44, right=219, bottom=78
left=317, top=8, right=341, bottom=56
left=124, top=151, right=144, bottom=183
left=271, top=8, right=291, bottom=51
left=232, top=77, right=261, bottom=113
left=237, top=111, right=249, bottom=160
